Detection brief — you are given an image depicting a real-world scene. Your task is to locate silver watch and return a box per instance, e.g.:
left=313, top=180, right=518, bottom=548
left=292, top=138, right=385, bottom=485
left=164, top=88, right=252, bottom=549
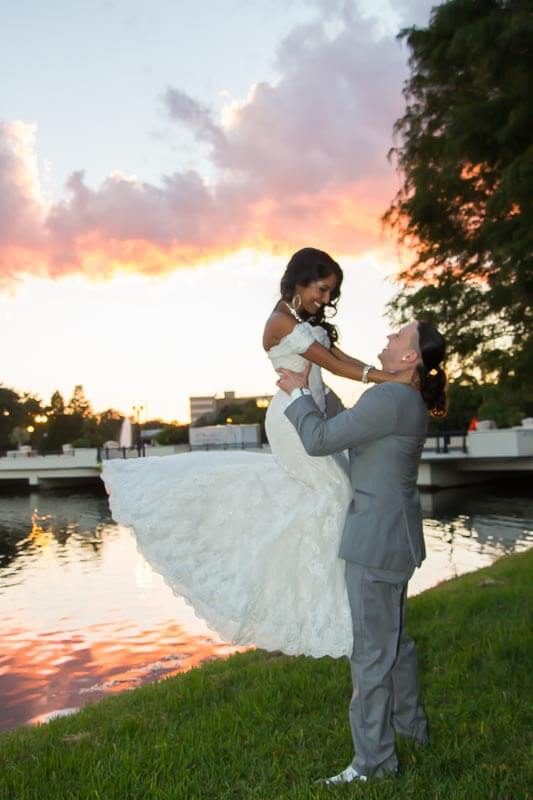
left=362, top=364, right=374, bottom=384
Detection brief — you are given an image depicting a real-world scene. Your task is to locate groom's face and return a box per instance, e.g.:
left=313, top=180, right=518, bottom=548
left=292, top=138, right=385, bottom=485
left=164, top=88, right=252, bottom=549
left=379, top=322, right=420, bottom=371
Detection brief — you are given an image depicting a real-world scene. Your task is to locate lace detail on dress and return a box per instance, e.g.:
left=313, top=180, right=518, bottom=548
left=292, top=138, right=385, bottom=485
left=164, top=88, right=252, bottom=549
left=267, top=322, right=329, bottom=414
left=102, top=323, right=354, bottom=659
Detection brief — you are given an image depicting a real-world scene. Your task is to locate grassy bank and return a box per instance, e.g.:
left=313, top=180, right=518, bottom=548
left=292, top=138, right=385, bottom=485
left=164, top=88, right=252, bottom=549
left=1, top=550, right=532, bottom=800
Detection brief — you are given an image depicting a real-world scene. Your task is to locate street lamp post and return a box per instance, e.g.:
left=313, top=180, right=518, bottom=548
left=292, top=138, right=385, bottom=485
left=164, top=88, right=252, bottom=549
left=34, top=414, right=48, bottom=454
left=132, top=403, right=145, bottom=455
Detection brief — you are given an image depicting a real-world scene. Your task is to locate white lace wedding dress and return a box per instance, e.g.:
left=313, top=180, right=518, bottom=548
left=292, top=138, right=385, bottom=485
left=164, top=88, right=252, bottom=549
left=102, top=322, right=354, bottom=658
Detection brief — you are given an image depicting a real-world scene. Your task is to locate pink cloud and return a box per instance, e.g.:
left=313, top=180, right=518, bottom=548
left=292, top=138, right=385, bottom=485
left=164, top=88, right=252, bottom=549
left=0, top=123, right=44, bottom=240
left=0, top=3, right=417, bottom=288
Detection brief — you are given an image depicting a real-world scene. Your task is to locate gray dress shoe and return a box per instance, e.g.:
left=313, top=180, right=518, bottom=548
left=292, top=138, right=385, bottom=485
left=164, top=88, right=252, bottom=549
left=315, top=765, right=368, bottom=785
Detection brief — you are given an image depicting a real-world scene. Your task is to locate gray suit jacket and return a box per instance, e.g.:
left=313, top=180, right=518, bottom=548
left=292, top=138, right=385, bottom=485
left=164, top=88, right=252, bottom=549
left=286, top=384, right=428, bottom=572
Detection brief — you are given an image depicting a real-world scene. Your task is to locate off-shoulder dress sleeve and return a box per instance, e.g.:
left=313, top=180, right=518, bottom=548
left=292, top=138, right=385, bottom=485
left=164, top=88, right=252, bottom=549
left=269, top=322, right=316, bottom=356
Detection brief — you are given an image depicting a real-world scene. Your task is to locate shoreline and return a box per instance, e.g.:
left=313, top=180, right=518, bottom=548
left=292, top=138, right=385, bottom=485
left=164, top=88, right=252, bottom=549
left=0, top=549, right=531, bottom=799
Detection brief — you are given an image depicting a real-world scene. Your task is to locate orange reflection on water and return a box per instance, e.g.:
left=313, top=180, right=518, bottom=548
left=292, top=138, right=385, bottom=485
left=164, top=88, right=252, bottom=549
left=0, top=505, right=251, bottom=730
left=27, top=510, right=54, bottom=549
left=0, top=619, right=246, bottom=730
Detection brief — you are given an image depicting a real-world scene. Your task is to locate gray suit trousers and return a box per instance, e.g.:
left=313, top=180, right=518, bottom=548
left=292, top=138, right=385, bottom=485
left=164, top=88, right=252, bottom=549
left=345, top=561, right=428, bottom=777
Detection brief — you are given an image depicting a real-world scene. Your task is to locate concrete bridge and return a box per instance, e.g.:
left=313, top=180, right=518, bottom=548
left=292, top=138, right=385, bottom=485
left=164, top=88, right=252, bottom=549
left=0, top=428, right=532, bottom=491
left=418, top=428, right=533, bottom=488
left=0, top=448, right=101, bottom=489
left=0, top=445, right=186, bottom=490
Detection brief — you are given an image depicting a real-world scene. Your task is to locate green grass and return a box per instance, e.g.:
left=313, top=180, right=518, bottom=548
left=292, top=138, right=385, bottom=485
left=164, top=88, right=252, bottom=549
left=1, top=551, right=532, bottom=800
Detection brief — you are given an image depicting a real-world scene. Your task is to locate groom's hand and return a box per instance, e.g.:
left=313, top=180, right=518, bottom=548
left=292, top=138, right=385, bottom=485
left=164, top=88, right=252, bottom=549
left=276, top=364, right=311, bottom=395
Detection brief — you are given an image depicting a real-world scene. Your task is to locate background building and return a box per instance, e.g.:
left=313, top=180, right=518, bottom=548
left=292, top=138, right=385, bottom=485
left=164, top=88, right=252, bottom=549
left=189, top=391, right=272, bottom=425
left=189, top=396, right=218, bottom=426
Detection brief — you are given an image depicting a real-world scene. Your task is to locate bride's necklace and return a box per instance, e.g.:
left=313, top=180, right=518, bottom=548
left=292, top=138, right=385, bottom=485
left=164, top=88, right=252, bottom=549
left=282, top=301, right=304, bottom=323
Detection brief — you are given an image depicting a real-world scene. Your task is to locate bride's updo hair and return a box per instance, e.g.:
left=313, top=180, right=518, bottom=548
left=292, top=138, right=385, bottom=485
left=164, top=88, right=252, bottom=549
left=279, top=247, right=343, bottom=344
left=417, top=321, right=448, bottom=417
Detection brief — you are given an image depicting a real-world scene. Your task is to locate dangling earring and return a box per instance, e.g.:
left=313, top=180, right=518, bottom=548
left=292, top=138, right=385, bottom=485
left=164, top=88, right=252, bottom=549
left=291, top=293, right=302, bottom=313
left=283, top=293, right=303, bottom=322
left=324, top=304, right=337, bottom=320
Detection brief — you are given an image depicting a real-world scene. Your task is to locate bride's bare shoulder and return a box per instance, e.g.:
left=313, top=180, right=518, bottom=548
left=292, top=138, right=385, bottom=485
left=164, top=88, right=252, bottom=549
left=262, top=311, right=298, bottom=351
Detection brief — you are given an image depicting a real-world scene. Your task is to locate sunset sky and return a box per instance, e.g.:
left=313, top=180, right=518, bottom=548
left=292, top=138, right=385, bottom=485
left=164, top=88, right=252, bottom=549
left=1, top=0, right=434, bottom=422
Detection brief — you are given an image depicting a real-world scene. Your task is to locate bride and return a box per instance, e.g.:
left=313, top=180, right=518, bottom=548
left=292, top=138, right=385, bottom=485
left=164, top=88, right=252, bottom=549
left=102, top=248, right=413, bottom=659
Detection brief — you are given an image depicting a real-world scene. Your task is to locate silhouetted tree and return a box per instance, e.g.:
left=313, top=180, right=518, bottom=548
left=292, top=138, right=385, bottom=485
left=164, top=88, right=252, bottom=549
left=67, top=385, right=92, bottom=418
left=155, top=424, right=190, bottom=445
left=96, top=409, right=124, bottom=443
left=385, top=0, right=532, bottom=416
left=48, top=390, right=65, bottom=416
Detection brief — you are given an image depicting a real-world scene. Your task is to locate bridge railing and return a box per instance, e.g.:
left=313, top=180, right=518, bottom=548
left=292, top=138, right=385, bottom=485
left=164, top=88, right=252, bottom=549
left=97, top=442, right=264, bottom=459
left=2, top=433, right=469, bottom=462
left=0, top=447, right=74, bottom=458
left=424, top=430, right=467, bottom=454
left=98, top=445, right=147, bottom=461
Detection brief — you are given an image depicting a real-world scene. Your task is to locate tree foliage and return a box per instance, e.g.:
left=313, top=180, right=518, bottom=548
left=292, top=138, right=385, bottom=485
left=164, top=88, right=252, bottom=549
left=96, top=409, right=124, bottom=444
left=0, top=384, right=125, bottom=450
left=155, top=424, right=190, bottom=445
left=67, top=384, right=93, bottom=417
left=385, top=0, right=532, bottom=407
left=49, top=390, right=65, bottom=415
left=0, top=385, right=45, bottom=449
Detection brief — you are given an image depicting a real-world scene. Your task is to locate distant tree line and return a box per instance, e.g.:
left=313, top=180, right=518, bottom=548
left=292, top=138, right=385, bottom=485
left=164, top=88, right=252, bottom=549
left=0, top=383, right=189, bottom=451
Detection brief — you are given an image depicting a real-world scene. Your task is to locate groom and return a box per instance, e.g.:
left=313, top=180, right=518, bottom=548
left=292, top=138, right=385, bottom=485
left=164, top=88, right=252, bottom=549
left=277, top=321, right=430, bottom=784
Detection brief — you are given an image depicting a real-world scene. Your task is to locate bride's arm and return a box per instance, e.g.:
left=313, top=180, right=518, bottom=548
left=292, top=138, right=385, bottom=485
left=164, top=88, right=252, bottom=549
left=303, top=341, right=410, bottom=385
left=330, top=345, right=366, bottom=369
left=263, top=314, right=411, bottom=385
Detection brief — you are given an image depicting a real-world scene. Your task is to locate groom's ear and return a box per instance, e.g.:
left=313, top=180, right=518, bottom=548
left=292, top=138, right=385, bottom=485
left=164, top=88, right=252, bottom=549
left=402, top=349, right=419, bottom=365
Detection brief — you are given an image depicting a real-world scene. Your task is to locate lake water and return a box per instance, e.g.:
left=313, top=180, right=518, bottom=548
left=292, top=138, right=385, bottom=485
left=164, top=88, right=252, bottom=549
left=1, top=480, right=532, bottom=731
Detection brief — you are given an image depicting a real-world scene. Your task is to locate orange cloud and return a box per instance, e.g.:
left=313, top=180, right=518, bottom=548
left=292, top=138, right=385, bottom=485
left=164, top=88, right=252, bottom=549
left=0, top=9, right=409, bottom=288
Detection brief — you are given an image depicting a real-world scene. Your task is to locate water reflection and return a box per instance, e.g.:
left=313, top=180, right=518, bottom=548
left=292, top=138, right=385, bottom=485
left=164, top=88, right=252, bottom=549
left=410, top=483, right=532, bottom=595
left=0, top=489, right=241, bottom=730
left=0, top=489, right=106, bottom=572
left=0, top=482, right=531, bottom=731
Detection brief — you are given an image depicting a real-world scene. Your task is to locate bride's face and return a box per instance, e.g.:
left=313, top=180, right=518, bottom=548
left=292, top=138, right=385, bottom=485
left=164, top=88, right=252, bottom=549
left=296, top=273, right=338, bottom=315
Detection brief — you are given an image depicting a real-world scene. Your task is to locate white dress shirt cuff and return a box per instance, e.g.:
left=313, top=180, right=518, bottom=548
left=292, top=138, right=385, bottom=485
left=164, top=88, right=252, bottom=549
left=288, top=387, right=312, bottom=406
